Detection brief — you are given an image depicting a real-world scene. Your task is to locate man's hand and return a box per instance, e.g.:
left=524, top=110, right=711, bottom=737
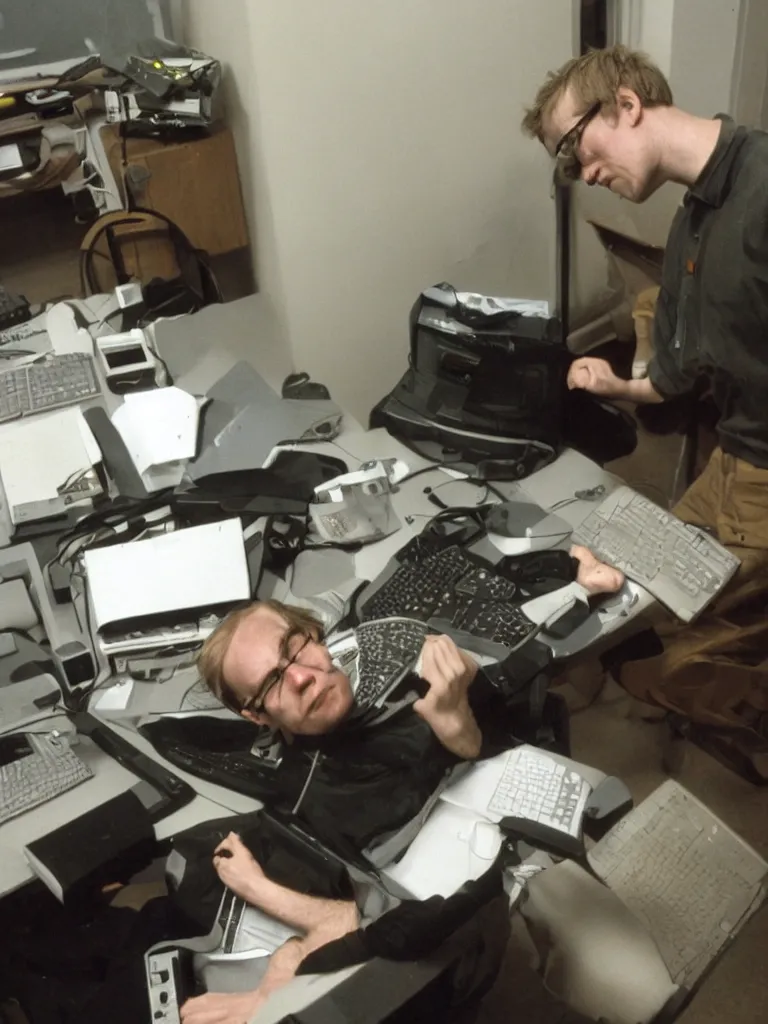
left=568, top=357, right=664, bottom=404
left=213, top=832, right=267, bottom=904
left=567, top=357, right=626, bottom=398
left=414, top=635, right=482, bottom=760
left=181, top=989, right=264, bottom=1024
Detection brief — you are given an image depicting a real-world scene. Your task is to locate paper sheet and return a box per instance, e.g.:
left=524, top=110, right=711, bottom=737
left=0, top=408, right=102, bottom=523
left=381, top=802, right=502, bottom=899
left=112, top=386, right=203, bottom=490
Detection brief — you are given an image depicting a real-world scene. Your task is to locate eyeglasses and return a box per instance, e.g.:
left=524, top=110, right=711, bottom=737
left=555, top=102, right=601, bottom=181
left=241, top=629, right=313, bottom=714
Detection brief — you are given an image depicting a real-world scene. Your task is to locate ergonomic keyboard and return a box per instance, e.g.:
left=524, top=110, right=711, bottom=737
left=328, top=618, right=430, bottom=708
left=0, top=731, right=93, bottom=825
left=573, top=486, right=740, bottom=622
left=359, top=544, right=540, bottom=652
left=0, top=352, right=102, bottom=424
left=487, top=745, right=591, bottom=856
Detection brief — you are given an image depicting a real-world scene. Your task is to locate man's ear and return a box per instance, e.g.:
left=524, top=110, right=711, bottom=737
left=616, top=87, right=643, bottom=127
left=241, top=707, right=271, bottom=728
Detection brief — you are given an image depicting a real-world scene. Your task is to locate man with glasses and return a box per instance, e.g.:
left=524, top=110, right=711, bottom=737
left=521, top=45, right=768, bottom=766
left=198, top=599, right=484, bottom=759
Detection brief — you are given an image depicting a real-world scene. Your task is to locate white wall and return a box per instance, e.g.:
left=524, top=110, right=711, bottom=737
left=183, top=0, right=574, bottom=422
left=182, top=0, right=760, bottom=401
left=731, top=0, right=768, bottom=129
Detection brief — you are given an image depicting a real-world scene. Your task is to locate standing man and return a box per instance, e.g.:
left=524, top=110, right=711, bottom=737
left=522, top=45, right=768, bottom=774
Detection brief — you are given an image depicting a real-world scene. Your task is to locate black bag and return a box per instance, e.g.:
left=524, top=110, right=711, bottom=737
left=370, top=283, right=636, bottom=477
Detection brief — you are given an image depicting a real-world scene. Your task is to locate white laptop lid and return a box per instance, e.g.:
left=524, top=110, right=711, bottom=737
left=84, top=518, right=250, bottom=632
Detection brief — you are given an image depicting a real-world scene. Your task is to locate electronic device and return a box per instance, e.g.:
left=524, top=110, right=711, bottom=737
left=358, top=543, right=542, bottom=653
left=53, top=640, right=96, bottom=695
left=0, top=284, right=31, bottom=331
left=327, top=617, right=430, bottom=708
left=114, top=281, right=144, bottom=309
left=145, top=946, right=197, bottom=1023
left=487, top=745, right=592, bottom=857
left=0, top=352, right=101, bottom=424
left=141, top=717, right=285, bottom=799
left=72, top=712, right=195, bottom=823
left=97, top=615, right=223, bottom=657
left=95, top=328, right=156, bottom=390
left=588, top=780, right=768, bottom=990
left=0, top=731, right=93, bottom=826
left=23, top=788, right=155, bottom=908
left=311, top=459, right=402, bottom=544
left=573, top=486, right=740, bottom=622
left=467, top=820, right=503, bottom=873
left=83, top=518, right=250, bottom=638
left=370, top=284, right=566, bottom=477
left=485, top=501, right=573, bottom=555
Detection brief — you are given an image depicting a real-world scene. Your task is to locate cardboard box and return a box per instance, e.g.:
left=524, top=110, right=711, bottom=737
left=101, top=122, right=249, bottom=257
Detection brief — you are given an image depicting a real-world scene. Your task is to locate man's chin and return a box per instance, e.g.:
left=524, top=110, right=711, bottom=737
left=619, top=177, right=662, bottom=204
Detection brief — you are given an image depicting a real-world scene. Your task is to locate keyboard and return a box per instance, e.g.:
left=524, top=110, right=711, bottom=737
left=0, top=731, right=93, bottom=825
left=573, top=485, right=739, bottom=622
left=487, top=745, right=591, bottom=856
left=359, top=544, right=540, bottom=652
left=328, top=618, right=430, bottom=708
left=0, top=353, right=102, bottom=424
left=588, top=780, right=768, bottom=987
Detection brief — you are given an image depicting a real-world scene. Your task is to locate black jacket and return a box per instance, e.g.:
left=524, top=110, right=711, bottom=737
left=650, top=115, right=768, bottom=466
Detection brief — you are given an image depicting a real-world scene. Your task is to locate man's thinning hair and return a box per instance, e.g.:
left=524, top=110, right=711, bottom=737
left=198, top=599, right=324, bottom=712
left=521, top=44, right=673, bottom=141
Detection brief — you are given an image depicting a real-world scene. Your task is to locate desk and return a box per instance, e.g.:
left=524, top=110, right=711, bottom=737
left=0, top=292, right=652, bottom=898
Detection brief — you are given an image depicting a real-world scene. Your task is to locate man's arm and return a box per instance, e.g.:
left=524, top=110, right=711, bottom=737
left=212, top=832, right=359, bottom=936
left=181, top=833, right=359, bottom=1024
left=568, top=358, right=664, bottom=404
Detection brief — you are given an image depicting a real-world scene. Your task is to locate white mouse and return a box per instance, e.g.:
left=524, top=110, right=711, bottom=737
left=468, top=820, right=502, bottom=870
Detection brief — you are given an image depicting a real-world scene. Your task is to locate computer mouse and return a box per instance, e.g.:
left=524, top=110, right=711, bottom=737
left=469, top=820, right=502, bottom=862
left=486, top=502, right=572, bottom=555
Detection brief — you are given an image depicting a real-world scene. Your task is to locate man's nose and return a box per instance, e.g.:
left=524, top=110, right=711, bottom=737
left=581, top=161, right=600, bottom=186
left=283, top=662, right=315, bottom=691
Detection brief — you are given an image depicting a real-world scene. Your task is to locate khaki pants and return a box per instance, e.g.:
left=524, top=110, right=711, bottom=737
left=620, top=448, right=768, bottom=752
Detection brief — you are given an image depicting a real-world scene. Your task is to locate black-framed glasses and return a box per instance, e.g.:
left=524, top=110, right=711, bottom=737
left=555, top=102, right=601, bottom=181
left=241, top=629, right=313, bottom=713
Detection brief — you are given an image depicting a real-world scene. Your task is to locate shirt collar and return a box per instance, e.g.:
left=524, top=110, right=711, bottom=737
left=688, top=115, right=741, bottom=208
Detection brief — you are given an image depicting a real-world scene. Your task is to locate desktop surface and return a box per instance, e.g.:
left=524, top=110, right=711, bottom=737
left=0, top=293, right=655, bottom=900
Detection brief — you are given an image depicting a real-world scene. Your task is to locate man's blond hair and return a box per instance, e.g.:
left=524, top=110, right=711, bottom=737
left=198, top=599, right=324, bottom=712
left=521, top=44, right=673, bottom=141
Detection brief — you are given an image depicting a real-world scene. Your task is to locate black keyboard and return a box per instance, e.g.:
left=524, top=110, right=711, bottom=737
left=350, top=618, right=429, bottom=706
left=360, top=545, right=539, bottom=652
left=142, top=718, right=284, bottom=800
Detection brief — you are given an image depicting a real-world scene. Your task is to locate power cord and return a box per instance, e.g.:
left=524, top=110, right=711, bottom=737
left=549, top=484, right=607, bottom=512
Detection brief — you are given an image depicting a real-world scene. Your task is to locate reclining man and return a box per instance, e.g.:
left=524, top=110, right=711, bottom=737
left=522, top=44, right=768, bottom=773
left=179, top=549, right=658, bottom=1024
